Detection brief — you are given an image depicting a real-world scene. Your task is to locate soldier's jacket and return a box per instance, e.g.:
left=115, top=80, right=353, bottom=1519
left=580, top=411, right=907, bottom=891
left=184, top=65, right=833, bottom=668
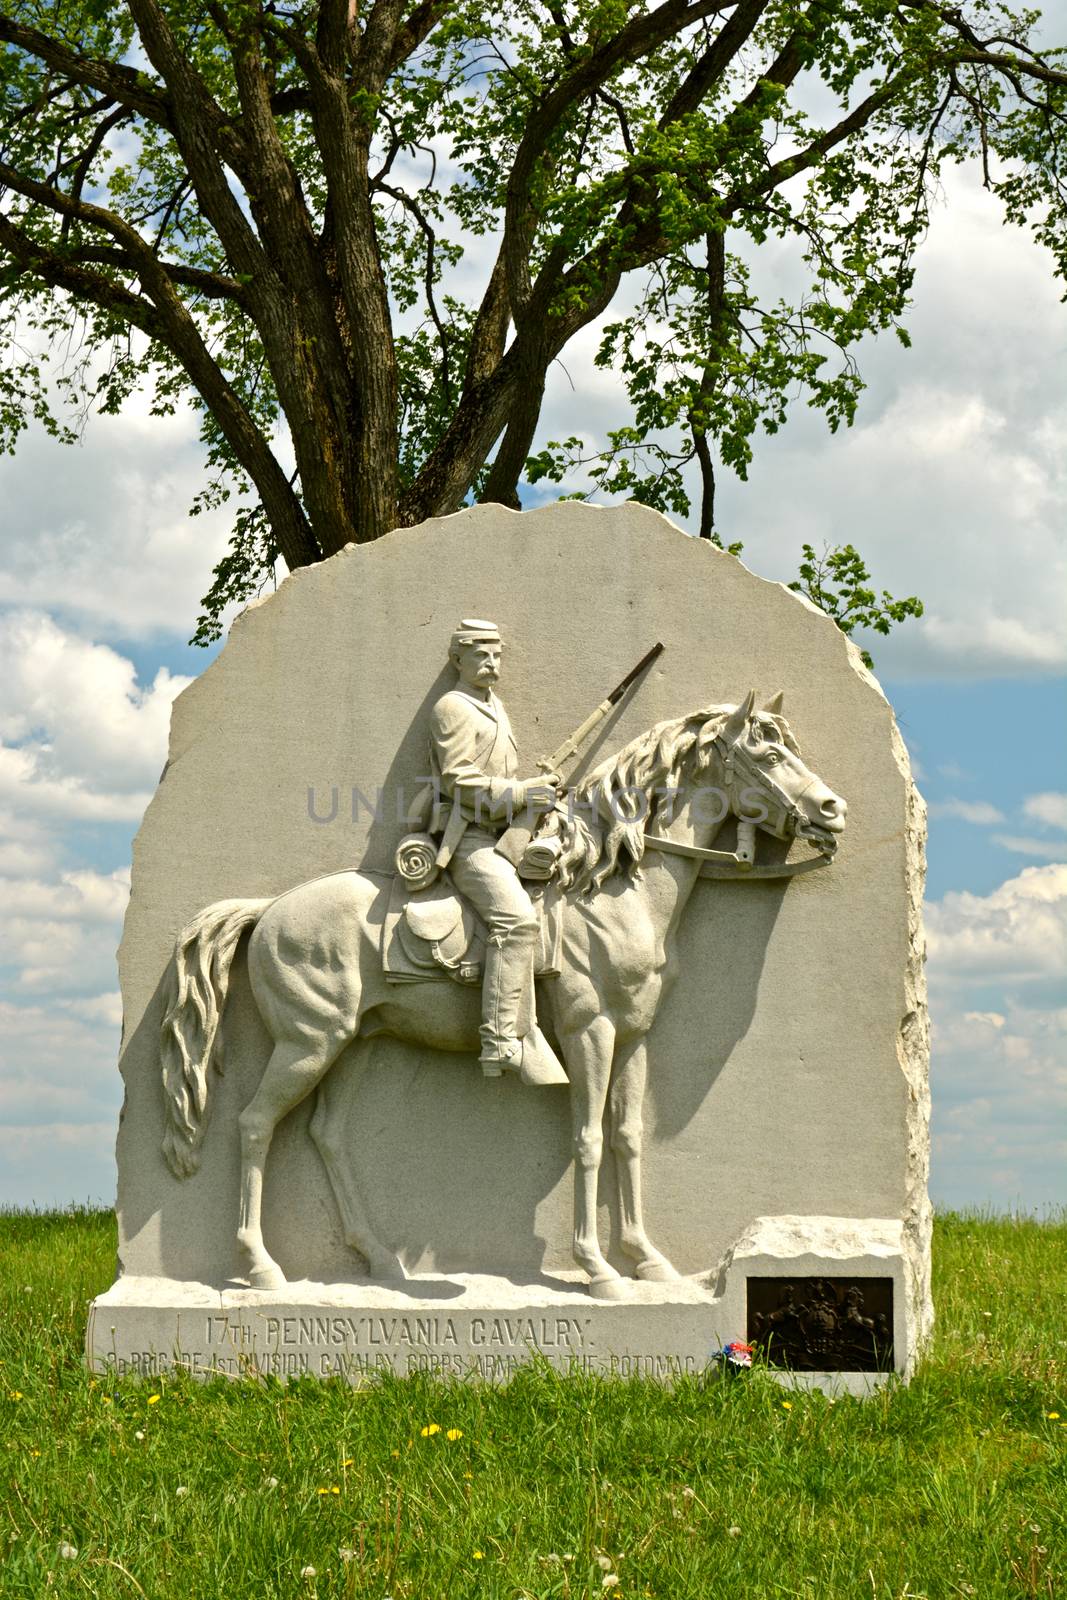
left=428, top=688, right=526, bottom=828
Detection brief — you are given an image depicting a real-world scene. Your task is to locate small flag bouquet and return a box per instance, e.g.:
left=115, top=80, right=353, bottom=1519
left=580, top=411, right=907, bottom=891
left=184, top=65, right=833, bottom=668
left=710, top=1340, right=755, bottom=1372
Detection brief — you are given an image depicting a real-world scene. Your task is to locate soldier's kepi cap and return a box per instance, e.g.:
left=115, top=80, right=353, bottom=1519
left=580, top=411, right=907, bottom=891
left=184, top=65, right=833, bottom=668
left=450, top=618, right=501, bottom=650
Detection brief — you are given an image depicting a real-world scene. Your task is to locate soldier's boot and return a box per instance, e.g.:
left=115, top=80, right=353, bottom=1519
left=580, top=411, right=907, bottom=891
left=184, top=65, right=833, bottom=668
left=480, top=924, right=568, bottom=1088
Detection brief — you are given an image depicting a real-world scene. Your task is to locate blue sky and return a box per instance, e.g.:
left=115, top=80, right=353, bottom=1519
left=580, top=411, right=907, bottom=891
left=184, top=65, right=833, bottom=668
left=0, top=151, right=1064, bottom=1215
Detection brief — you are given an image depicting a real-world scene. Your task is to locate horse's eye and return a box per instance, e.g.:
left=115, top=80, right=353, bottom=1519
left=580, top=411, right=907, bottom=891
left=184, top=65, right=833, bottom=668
left=764, top=750, right=781, bottom=765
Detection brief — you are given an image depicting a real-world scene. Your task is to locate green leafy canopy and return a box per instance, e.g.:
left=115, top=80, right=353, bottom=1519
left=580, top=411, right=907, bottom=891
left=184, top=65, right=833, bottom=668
left=0, top=0, right=1064, bottom=653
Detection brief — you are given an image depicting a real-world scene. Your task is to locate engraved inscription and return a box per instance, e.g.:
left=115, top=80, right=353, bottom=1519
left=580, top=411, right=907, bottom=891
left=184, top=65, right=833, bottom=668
left=93, top=1310, right=704, bottom=1381
left=747, top=1277, right=894, bottom=1372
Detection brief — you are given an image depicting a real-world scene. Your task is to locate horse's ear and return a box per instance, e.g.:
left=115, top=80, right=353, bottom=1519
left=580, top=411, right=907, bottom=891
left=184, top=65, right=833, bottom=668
left=723, top=688, right=757, bottom=740
left=762, top=691, right=784, bottom=714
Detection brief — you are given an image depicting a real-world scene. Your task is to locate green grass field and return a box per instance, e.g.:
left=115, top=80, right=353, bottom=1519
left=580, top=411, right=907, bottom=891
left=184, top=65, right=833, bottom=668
left=1, top=1210, right=1064, bottom=1599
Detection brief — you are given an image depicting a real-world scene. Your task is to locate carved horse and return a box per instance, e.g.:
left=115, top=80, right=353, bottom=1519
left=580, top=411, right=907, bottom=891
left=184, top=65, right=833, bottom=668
left=160, top=692, right=846, bottom=1297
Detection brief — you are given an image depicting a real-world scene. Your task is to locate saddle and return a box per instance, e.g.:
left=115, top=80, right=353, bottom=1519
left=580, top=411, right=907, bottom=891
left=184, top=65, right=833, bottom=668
left=381, top=874, right=562, bottom=987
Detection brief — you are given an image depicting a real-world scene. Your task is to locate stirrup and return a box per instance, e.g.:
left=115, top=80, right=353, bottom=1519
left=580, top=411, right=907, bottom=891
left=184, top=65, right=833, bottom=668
left=480, top=1029, right=568, bottom=1088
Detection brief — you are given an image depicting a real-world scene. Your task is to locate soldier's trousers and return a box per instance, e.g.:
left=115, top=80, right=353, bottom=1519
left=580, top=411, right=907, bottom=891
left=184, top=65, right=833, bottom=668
left=448, top=827, right=539, bottom=1058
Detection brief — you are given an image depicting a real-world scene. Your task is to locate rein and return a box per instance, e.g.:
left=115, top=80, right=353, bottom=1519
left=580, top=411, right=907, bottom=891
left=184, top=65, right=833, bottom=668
left=641, top=732, right=837, bottom=881
left=642, top=832, right=835, bottom=881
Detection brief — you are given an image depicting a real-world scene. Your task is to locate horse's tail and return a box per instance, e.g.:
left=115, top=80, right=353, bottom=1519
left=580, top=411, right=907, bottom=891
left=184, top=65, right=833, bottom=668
left=160, top=897, right=272, bottom=1179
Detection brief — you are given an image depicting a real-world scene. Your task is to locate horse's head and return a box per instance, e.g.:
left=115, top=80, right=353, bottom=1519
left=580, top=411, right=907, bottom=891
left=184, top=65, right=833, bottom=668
left=706, top=690, right=847, bottom=854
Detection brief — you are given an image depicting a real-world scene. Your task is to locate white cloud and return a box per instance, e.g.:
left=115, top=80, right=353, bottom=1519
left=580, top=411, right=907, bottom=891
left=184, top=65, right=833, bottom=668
left=0, top=746, right=151, bottom=822
left=931, top=1003, right=1067, bottom=1210
left=928, top=798, right=1005, bottom=825
left=0, top=808, right=56, bottom=877
left=0, top=991, right=124, bottom=1205
left=991, top=834, right=1067, bottom=861
left=0, top=1121, right=117, bottom=1208
left=537, top=165, right=1067, bottom=680
left=63, top=992, right=123, bottom=1027
left=0, top=998, right=120, bottom=1107
left=0, top=869, right=128, bottom=991
left=927, top=865, right=1067, bottom=1209
left=0, top=611, right=189, bottom=793
left=0, top=391, right=251, bottom=641
left=926, top=863, right=1067, bottom=984
left=1023, top=792, right=1067, bottom=832
left=1, top=868, right=130, bottom=924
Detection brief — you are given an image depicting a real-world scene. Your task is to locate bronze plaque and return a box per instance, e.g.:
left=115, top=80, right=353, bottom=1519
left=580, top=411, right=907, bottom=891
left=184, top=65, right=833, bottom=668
left=747, top=1277, right=894, bottom=1372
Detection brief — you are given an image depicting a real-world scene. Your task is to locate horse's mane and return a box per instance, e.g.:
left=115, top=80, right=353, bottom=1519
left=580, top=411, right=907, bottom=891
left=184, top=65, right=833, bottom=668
left=555, top=706, right=732, bottom=894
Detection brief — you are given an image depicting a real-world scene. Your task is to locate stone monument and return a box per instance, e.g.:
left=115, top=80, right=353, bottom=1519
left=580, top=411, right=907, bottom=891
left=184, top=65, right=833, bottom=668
left=87, top=501, right=931, bottom=1391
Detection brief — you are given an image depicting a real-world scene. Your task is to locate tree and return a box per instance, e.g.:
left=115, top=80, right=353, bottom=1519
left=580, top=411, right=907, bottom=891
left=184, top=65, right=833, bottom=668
left=0, top=0, right=1062, bottom=643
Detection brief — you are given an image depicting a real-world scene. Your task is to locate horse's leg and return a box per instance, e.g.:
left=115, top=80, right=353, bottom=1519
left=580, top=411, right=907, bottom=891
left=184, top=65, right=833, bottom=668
left=309, top=1047, right=406, bottom=1282
left=236, top=1029, right=348, bottom=1289
left=564, top=1015, right=625, bottom=1298
left=609, top=1037, right=680, bottom=1282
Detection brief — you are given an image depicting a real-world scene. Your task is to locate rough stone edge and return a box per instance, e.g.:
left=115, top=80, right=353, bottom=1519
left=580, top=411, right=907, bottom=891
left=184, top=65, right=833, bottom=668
left=896, top=715, right=934, bottom=1362
left=726, top=1214, right=905, bottom=1260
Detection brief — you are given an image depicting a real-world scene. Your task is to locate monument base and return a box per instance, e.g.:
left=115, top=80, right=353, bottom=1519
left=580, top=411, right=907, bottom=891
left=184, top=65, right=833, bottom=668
left=87, top=1217, right=917, bottom=1395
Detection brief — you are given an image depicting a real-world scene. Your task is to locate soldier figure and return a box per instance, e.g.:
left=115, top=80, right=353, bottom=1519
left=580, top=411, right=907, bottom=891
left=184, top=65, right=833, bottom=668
left=428, top=619, right=566, bottom=1084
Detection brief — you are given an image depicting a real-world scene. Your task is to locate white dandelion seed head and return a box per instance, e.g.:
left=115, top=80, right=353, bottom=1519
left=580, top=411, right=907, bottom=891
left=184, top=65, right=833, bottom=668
left=300, top=1565, right=317, bottom=1579
left=134, top=1430, right=145, bottom=1442
left=57, top=1543, right=78, bottom=1560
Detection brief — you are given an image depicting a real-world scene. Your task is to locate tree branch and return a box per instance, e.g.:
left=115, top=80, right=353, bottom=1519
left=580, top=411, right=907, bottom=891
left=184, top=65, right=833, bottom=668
left=502, top=0, right=742, bottom=320
left=387, top=2, right=454, bottom=74
left=272, top=12, right=401, bottom=538
left=0, top=12, right=172, bottom=127
left=374, top=179, right=454, bottom=405
left=0, top=165, right=318, bottom=571
left=0, top=212, right=164, bottom=334
left=72, top=248, right=247, bottom=302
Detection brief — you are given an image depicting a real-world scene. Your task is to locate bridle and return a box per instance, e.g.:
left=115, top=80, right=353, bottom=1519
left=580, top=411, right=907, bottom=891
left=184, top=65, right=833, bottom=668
left=642, top=730, right=839, bottom=882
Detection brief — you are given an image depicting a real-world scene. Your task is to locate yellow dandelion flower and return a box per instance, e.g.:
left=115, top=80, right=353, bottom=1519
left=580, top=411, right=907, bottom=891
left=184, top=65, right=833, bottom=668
left=446, top=1428, right=463, bottom=1441
left=781, top=1401, right=792, bottom=1410
left=30, top=1449, right=40, bottom=1458
left=390, top=1450, right=400, bottom=1458
left=1048, top=1411, right=1061, bottom=1420
left=473, top=1551, right=484, bottom=1560
left=102, top=1397, right=112, bottom=1405
left=420, top=1423, right=441, bottom=1437
left=147, top=1394, right=161, bottom=1406
left=343, top=1458, right=354, bottom=1467
left=9, top=1391, right=23, bottom=1401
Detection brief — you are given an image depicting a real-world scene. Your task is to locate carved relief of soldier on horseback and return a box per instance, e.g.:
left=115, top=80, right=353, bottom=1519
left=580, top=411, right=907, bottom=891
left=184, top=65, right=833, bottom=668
left=159, top=617, right=848, bottom=1298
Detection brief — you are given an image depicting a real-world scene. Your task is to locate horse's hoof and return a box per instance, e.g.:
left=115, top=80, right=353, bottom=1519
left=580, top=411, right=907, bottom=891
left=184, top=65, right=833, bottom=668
left=634, top=1257, right=681, bottom=1283
left=588, top=1275, right=632, bottom=1302
left=367, top=1254, right=407, bottom=1283
left=247, top=1263, right=287, bottom=1291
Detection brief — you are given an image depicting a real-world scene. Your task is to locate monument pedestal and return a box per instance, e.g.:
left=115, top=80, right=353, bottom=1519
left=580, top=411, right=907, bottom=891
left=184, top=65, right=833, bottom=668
left=88, top=1215, right=917, bottom=1394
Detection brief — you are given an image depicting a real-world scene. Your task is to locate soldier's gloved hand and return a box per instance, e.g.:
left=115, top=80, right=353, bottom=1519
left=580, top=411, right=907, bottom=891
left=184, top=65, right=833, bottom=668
left=522, top=780, right=559, bottom=814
